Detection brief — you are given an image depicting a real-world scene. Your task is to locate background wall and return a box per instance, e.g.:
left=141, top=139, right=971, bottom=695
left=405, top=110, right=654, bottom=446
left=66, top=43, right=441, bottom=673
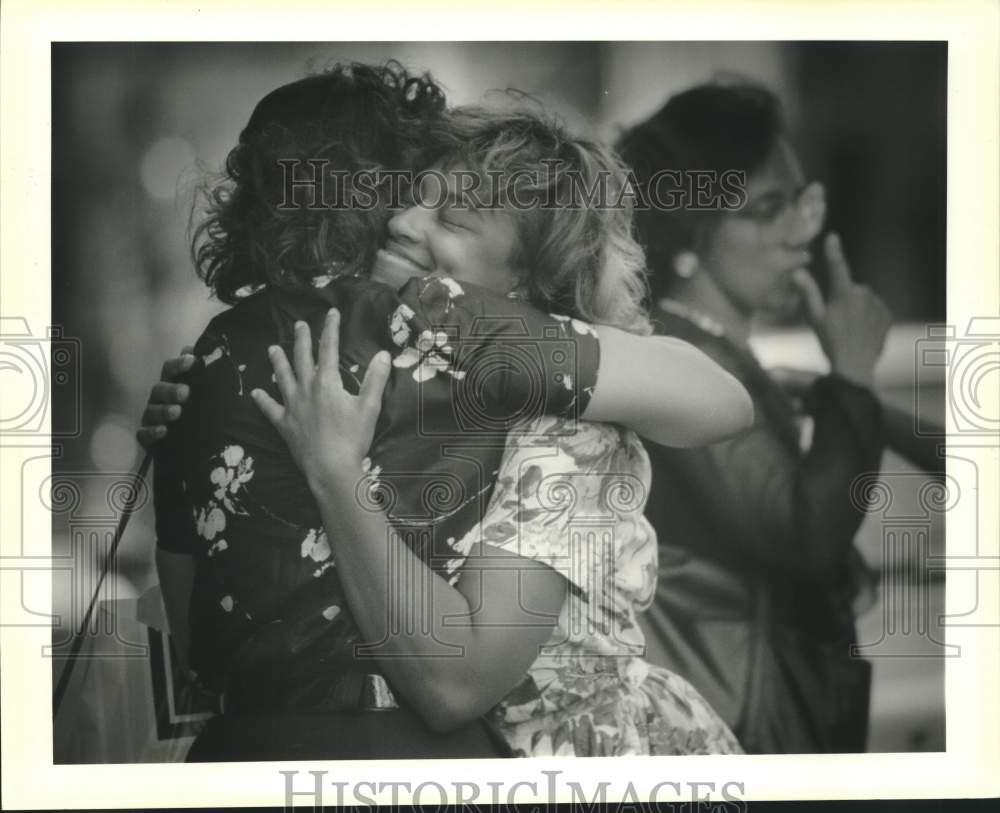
left=49, top=41, right=947, bottom=752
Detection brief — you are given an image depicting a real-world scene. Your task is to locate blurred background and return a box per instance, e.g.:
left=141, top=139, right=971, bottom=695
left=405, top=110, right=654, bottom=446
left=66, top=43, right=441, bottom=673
left=50, top=42, right=947, bottom=754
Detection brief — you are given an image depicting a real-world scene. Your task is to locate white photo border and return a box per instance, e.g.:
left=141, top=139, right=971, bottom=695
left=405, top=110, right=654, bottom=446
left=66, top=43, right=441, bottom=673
left=1, top=0, right=998, bottom=807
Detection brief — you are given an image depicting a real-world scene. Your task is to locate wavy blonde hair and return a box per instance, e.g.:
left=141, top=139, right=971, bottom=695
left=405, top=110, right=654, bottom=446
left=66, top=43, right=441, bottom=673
left=445, top=104, right=651, bottom=335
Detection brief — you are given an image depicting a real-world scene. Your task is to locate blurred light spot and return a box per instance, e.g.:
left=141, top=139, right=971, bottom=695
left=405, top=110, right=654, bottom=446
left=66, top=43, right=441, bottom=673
left=50, top=566, right=137, bottom=638
left=140, top=136, right=195, bottom=202
left=90, top=414, right=139, bottom=471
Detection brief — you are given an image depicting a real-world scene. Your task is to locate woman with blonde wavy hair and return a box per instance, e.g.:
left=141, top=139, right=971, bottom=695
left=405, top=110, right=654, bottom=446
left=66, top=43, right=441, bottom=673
left=146, top=72, right=749, bottom=759
left=258, top=104, right=745, bottom=756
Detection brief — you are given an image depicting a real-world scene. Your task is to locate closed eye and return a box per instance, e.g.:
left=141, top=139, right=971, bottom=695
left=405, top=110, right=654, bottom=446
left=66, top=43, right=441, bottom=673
left=438, top=211, right=474, bottom=231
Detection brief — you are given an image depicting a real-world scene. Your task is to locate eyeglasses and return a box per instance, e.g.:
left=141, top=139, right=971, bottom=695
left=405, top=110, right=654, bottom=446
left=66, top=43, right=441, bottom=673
left=733, top=180, right=826, bottom=243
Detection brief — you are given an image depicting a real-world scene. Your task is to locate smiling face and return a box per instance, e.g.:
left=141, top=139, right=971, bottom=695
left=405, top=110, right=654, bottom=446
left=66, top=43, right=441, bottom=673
left=699, top=139, right=821, bottom=320
left=371, top=165, right=525, bottom=294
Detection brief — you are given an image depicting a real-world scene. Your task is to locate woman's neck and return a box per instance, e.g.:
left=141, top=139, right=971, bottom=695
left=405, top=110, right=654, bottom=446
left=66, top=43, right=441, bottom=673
left=661, top=276, right=753, bottom=346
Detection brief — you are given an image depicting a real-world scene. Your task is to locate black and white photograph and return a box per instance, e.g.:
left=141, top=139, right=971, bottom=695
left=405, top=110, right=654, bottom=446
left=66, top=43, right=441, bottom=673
left=2, top=1, right=998, bottom=809
left=47, top=36, right=947, bottom=759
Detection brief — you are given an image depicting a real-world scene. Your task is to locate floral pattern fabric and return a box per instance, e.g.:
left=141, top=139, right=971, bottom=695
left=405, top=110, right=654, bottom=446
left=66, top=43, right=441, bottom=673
left=154, top=275, right=601, bottom=710
left=448, top=415, right=743, bottom=756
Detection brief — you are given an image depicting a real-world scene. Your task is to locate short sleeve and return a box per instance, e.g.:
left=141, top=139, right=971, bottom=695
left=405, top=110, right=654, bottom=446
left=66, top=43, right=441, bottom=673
left=151, top=324, right=251, bottom=558
left=449, top=417, right=632, bottom=601
left=395, top=276, right=601, bottom=423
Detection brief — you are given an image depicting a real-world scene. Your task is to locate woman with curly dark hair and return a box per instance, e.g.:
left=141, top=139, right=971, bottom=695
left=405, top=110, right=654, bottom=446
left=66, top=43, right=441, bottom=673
left=191, top=62, right=451, bottom=303
left=147, top=64, right=750, bottom=760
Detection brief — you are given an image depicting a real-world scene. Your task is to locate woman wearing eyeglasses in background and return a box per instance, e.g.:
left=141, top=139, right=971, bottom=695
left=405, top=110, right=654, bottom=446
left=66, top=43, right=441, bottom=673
left=618, top=81, right=893, bottom=754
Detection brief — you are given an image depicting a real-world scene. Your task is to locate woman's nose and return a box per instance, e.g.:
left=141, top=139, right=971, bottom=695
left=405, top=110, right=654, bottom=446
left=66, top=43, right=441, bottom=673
left=387, top=204, right=428, bottom=244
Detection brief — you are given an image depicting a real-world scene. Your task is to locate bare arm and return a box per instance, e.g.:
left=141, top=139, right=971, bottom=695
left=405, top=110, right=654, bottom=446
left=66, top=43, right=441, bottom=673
left=251, top=312, right=565, bottom=732
left=138, top=278, right=753, bottom=452
left=583, top=326, right=754, bottom=447
left=140, top=330, right=752, bottom=451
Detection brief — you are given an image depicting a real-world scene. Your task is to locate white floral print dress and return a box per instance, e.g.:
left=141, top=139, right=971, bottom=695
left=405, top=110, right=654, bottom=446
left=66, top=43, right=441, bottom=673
left=448, top=415, right=744, bottom=756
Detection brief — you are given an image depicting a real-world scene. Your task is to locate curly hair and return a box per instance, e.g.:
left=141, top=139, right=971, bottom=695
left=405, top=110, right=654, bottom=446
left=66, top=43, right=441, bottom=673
left=445, top=104, right=651, bottom=335
left=617, top=80, right=784, bottom=298
left=192, top=62, right=452, bottom=304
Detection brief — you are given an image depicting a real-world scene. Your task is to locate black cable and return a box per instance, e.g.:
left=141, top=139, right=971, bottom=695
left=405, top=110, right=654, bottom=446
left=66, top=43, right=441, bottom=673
left=52, top=451, right=154, bottom=719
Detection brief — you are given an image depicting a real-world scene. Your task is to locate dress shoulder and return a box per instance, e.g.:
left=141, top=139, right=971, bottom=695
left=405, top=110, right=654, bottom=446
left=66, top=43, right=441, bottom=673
left=447, top=416, right=652, bottom=598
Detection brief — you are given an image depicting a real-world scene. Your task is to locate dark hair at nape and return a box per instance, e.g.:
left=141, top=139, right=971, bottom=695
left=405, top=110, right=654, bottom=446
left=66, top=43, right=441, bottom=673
left=191, top=61, right=451, bottom=305
left=617, top=78, right=784, bottom=297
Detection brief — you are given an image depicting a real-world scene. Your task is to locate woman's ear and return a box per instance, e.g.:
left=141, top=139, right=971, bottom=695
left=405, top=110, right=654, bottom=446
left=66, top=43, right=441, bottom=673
left=672, top=250, right=700, bottom=279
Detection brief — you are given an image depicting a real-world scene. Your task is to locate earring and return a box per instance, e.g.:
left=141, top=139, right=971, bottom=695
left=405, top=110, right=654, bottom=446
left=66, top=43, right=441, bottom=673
left=797, top=181, right=827, bottom=242
left=674, top=251, right=699, bottom=279
left=506, top=279, right=529, bottom=300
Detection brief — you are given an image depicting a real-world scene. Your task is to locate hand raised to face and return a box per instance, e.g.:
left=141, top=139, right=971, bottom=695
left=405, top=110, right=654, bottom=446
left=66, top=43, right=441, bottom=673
left=791, top=233, right=893, bottom=389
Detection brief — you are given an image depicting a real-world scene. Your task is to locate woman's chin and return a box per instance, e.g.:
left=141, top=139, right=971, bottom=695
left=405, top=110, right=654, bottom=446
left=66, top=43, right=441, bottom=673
left=371, top=249, right=425, bottom=288
left=760, top=285, right=802, bottom=323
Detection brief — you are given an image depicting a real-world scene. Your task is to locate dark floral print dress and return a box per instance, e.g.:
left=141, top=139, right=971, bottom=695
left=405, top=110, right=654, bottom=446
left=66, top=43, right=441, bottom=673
left=154, top=275, right=600, bottom=714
